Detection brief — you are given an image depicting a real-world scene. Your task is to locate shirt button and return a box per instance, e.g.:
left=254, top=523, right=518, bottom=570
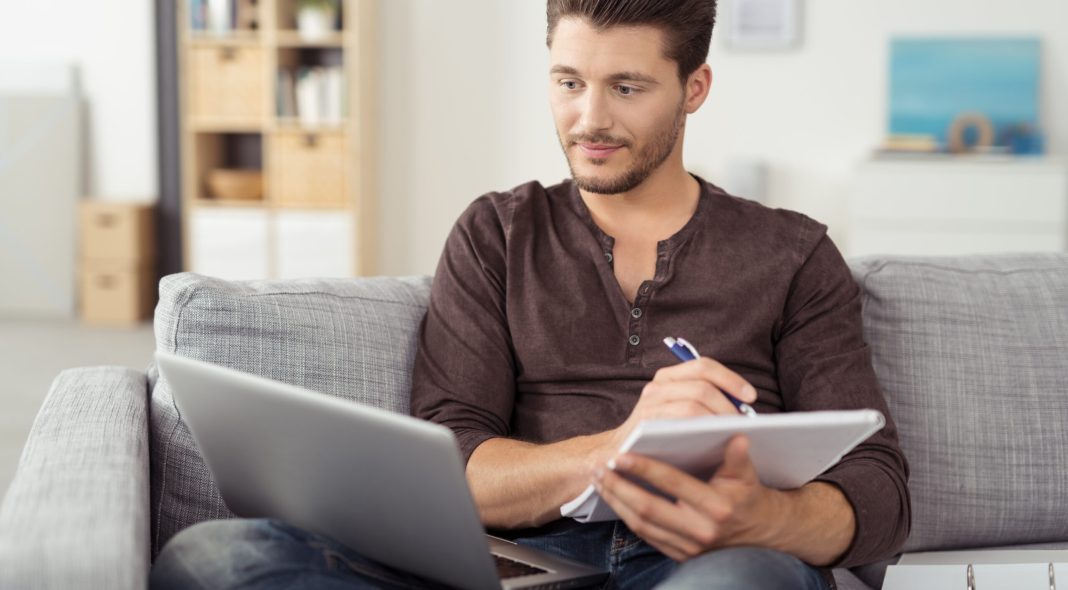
left=631, top=308, right=642, bottom=319
left=605, top=252, right=613, bottom=263
left=628, top=335, right=640, bottom=346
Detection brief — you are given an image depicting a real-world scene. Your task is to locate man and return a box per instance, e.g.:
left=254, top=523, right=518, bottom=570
left=408, top=0, right=908, bottom=587
left=150, top=1, right=909, bottom=588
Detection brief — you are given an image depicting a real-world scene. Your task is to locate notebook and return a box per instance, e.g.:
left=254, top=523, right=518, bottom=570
left=883, top=550, right=1068, bottom=589
left=560, top=410, right=885, bottom=522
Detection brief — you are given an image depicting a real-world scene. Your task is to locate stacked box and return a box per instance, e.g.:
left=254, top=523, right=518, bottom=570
left=79, top=202, right=158, bottom=325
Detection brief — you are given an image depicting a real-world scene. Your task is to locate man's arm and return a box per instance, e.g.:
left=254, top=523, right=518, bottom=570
left=596, top=227, right=908, bottom=568
left=466, top=434, right=612, bottom=529
left=776, top=229, right=911, bottom=566
left=770, top=481, right=856, bottom=566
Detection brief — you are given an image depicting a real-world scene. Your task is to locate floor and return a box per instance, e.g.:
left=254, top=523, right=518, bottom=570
left=0, top=317, right=156, bottom=501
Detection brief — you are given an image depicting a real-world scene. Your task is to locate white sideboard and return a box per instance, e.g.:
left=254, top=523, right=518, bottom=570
left=848, top=156, right=1068, bottom=258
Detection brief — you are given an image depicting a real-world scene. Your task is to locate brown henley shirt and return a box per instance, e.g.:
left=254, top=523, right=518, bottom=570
left=409, top=176, right=911, bottom=569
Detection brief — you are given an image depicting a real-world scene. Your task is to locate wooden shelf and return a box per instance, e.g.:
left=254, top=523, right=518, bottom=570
left=275, top=30, right=345, bottom=47
left=187, top=31, right=261, bottom=46
left=274, top=201, right=351, bottom=211
left=179, top=0, right=377, bottom=280
left=188, top=119, right=265, bottom=133
left=193, top=197, right=267, bottom=208
left=271, top=118, right=348, bottom=132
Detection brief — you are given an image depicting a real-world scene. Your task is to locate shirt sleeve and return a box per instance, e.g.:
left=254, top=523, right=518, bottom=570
left=409, top=195, right=515, bottom=466
left=774, top=223, right=912, bottom=568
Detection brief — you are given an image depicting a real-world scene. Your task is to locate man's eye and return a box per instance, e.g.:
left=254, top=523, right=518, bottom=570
left=561, top=80, right=579, bottom=90
left=616, top=85, right=638, bottom=96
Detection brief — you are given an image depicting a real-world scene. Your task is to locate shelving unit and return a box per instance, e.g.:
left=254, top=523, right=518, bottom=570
left=849, top=156, right=1068, bottom=257
left=176, top=0, right=377, bottom=280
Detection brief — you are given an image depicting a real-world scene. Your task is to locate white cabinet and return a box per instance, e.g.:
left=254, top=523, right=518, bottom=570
left=189, top=208, right=270, bottom=280
left=188, top=209, right=357, bottom=281
left=849, top=157, right=1068, bottom=257
left=275, top=211, right=355, bottom=279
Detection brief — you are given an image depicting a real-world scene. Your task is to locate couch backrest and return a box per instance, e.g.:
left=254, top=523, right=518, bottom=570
left=149, top=273, right=432, bottom=557
left=150, top=253, right=1068, bottom=560
left=850, top=253, right=1068, bottom=552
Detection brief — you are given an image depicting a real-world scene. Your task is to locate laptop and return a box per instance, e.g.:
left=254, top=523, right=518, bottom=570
left=155, top=351, right=609, bottom=590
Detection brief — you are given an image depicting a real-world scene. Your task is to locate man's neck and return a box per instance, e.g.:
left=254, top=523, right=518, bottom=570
left=578, top=158, right=701, bottom=242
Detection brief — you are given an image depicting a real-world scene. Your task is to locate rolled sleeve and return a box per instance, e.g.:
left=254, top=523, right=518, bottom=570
left=410, top=195, right=516, bottom=466
left=775, top=225, right=912, bottom=567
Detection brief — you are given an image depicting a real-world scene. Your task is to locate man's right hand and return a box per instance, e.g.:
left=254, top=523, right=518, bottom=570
left=605, top=357, right=759, bottom=451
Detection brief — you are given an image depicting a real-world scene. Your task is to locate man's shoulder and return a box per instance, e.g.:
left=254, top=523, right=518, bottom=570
left=701, top=179, right=828, bottom=259
left=456, top=179, right=571, bottom=233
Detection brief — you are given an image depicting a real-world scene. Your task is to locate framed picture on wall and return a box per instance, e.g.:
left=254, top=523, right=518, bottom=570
left=726, top=0, right=802, bottom=50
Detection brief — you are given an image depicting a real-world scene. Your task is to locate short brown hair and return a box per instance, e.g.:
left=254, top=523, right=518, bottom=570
left=546, top=0, right=717, bottom=81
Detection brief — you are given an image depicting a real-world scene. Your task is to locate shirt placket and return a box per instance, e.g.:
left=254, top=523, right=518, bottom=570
left=609, top=242, right=669, bottom=366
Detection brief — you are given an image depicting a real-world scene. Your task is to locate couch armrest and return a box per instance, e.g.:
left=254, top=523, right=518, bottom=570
left=0, top=367, right=150, bottom=590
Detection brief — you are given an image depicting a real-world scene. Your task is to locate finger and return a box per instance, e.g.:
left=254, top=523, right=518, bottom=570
left=653, top=358, right=757, bottom=403
left=612, top=453, right=729, bottom=520
left=641, top=380, right=740, bottom=416
left=596, top=473, right=703, bottom=560
left=647, top=399, right=726, bottom=421
left=713, top=435, right=759, bottom=484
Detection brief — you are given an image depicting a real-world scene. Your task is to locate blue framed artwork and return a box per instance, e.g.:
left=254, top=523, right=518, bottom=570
left=889, top=37, right=1042, bottom=153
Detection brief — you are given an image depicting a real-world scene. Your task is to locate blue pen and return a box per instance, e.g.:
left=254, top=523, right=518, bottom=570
left=662, top=337, right=758, bottom=418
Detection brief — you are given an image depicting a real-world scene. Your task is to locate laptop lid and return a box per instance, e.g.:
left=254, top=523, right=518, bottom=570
left=156, top=351, right=504, bottom=590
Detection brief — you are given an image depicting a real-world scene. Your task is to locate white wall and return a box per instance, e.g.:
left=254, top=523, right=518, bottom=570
left=377, top=0, right=1068, bottom=276
left=2, top=1, right=1061, bottom=272
left=0, top=0, right=157, bottom=202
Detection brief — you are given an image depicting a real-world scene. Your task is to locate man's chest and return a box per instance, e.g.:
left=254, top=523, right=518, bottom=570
left=505, top=240, right=784, bottom=384
left=610, top=239, right=659, bottom=305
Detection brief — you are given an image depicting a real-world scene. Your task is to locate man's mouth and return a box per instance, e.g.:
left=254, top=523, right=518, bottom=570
left=577, top=143, right=624, bottom=158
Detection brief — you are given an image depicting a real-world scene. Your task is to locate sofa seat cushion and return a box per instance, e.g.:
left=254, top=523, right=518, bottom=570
left=851, top=254, right=1068, bottom=553
left=149, top=273, right=432, bottom=557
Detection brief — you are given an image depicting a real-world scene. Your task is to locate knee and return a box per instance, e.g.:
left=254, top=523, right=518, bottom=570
left=659, top=547, right=822, bottom=590
left=149, top=518, right=281, bottom=590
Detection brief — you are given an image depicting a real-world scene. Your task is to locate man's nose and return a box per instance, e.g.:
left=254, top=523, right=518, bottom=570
left=577, top=90, right=613, bottom=133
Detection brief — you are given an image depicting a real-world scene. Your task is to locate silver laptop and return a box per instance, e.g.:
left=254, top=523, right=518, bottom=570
left=155, top=351, right=608, bottom=590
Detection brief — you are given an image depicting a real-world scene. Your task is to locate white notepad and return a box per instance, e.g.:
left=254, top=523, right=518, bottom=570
left=560, top=410, right=885, bottom=523
left=883, top=550, right=1068, bottom=589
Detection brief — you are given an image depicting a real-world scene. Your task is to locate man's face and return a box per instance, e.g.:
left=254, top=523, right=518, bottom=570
left=549, top=17, right=688, bottom=195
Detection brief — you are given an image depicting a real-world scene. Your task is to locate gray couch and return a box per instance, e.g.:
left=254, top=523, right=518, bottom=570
left=3, top=253, right=1068, bottom=590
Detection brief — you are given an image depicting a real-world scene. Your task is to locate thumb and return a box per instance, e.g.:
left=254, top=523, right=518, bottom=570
left=714, top=435, right=758, bottom=483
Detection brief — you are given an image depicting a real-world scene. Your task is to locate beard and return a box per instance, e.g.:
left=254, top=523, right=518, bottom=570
left=560, top=99, right=686, bottom=195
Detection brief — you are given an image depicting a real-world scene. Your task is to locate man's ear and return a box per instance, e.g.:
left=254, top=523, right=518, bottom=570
left=684, top=64, right=713, bottom=114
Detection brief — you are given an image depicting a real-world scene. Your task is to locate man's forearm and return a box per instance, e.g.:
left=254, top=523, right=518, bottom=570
left=466, top=432, right=615, bottom=529
left=763, top=481, right=856, bottom=567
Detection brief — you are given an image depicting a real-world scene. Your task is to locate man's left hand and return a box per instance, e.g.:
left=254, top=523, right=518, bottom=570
left=593, top=435, right=784, bottom=562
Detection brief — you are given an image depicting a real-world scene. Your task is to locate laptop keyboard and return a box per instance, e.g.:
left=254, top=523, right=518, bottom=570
left=494, top=554, right=550, bottom=579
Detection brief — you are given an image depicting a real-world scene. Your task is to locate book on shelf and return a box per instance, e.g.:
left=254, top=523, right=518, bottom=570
left=277, top=66, right=345, bottom=126
left=189, top=0, right=258, bottom=33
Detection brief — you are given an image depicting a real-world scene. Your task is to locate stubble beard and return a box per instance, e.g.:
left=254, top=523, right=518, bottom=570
left=561, top=99, right=686, bottom=195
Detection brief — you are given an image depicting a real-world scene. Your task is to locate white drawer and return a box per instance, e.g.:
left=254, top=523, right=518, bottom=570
left=275, top=211, right=355, bottom=279
left=190, top=208, right=270, bottom=280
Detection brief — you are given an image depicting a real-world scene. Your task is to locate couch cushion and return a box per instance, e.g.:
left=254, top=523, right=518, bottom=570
left=149, top=273, right=432, bottom=557
left=850, top=253, right=1068, bottom=553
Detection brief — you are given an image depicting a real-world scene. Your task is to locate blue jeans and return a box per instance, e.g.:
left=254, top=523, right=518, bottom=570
left=149, top=518, right=829, bottom=589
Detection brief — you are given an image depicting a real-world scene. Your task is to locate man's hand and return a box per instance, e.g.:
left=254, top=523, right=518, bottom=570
left=607, top=358, right=758, bottom=451
left=594, top=435, right=782, bottom=562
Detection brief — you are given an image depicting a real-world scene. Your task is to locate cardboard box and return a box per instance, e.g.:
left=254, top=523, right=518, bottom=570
left=80, top=260, right=156, bottom=326
left=80, top=201, right=157, bottom=262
